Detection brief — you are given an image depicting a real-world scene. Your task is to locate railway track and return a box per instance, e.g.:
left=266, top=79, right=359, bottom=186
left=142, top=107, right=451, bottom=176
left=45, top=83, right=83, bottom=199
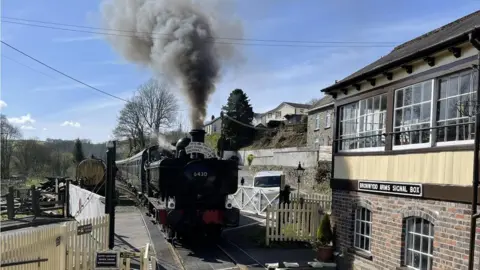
left=160, top=225, right=265, bottom=270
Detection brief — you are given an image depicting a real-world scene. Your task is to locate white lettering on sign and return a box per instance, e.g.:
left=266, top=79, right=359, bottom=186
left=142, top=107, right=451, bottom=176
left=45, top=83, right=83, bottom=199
left=357, top=180, right=422, bottom=197
left=185, top=142, right=216, bottom=158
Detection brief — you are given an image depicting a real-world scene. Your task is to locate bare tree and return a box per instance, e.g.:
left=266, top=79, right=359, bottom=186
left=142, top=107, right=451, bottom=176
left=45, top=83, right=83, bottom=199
left=136, top=78, right=178, bottom=134
left=113, top=96, right=147, bottom=156
left=0, top=115, right=21, bottom=179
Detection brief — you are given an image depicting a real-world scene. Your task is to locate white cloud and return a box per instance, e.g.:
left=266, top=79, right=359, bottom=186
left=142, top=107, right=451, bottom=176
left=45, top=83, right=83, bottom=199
left=0, top=100, right=7, bottom=109
left=8, top=113, right=35, bottom=124
left=43, top=128, right=48, bottom=131
left=52, top=35, right=102, bottom=43
left=20, top=125, right=36, bottom=130
left=61, top=121, right=81, bottom=128
left=31, top=82, right=111, bottom=93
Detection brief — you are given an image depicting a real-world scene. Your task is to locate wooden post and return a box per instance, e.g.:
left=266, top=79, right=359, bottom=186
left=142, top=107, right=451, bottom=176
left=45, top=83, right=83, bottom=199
left=6, top=186, right=15, bottom=219
left=65, top=179, right=70, bottom=217
left=31, top=185, right=41, bottom=216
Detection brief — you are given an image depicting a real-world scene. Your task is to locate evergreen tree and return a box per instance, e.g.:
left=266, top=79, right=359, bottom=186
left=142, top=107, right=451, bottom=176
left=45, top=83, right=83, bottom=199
left=221, top=89, right=255, bottom=150
left=73, top=138, right=85, bottom=164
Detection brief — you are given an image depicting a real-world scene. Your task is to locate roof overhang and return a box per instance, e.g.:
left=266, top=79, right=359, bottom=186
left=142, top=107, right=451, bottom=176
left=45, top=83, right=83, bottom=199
left=321, top=27, right=480, bottom=95
left=307, top=102, right=334, bottom=113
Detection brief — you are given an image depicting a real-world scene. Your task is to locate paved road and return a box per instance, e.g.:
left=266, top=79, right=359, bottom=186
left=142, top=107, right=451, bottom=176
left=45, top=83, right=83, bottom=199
left=238, top=167, right=254, bottom=187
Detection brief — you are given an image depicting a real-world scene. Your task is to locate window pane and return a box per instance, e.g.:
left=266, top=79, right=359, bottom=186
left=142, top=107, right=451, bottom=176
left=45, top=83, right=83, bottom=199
left=381, top=94, right=387, bottom=111
left=439, top=79, right=447, bottom=99
left=396, top=90, right=404, bottom=108
left=415, top=218, right=422, bottom=233
left=412, top=105, right=421, bottom=122
left=395, top=109, right=403, bottom=127
left=404, top=87, right=412, bottom=106
left=421, top=103, right=431, bottom=122
left=446, top=98, right=458, bottom=119
left=374, top=96, right=380, bottom=112
left=423, top=81, right=432, bottom=101
left=460, top=74, right=471, bottom=95
left=421, top=236, right=429, bottom=253
left=413, top=253, right=420, bottom=268
left=447, top=76, right=459, bottom=96
left=413, top=84, right=422, bottom=104
left=365, top=238, right=370, bottom=251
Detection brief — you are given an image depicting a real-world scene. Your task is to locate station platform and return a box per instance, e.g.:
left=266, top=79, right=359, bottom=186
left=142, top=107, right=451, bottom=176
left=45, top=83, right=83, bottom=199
left=114, top=205, right=182, bottom=270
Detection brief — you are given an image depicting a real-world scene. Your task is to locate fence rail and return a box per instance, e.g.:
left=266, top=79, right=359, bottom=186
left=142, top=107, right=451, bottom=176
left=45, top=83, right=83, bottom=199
left=265, top=202, right=323, bottom=246
left=1, top=215, right=109, bottom=270
left=290, top=193, right=332, bottom=212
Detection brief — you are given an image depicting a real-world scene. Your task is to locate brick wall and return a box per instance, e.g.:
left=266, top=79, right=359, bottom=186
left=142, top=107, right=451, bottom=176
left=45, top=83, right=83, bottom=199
left=307, top=107, right=334, bottom=148
left=332, top=190, right=480, bottom=270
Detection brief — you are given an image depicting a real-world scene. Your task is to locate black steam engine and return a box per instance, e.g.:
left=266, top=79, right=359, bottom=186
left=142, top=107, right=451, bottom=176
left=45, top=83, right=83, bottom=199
left=116, top=129, right=240, bottom=241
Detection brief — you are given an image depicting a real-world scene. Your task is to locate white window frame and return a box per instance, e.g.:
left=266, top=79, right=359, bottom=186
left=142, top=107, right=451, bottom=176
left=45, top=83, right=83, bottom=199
left=392, top=80, right=435, bottom=151
left=403, top=217, right=434, bottom=270
left=325, top=112, right=331, bottom=128
left=353, top=207, right=372, bottom=253
left=315, top=114, right=320, bottom=130
left=435, top=70, right=476, bottom=147
left=338, top=94, right=387, bottom=153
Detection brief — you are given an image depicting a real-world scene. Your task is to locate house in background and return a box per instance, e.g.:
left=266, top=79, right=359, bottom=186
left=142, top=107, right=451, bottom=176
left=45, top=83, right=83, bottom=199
left=204, top=115, right=222, bottom=135
left=259, top=102, right=310, bottom=126
left=251, top=113, right=263, bottom=126
left=322, top=10, right=480, bottom=270
left=307, top=95, right=334, bottom=149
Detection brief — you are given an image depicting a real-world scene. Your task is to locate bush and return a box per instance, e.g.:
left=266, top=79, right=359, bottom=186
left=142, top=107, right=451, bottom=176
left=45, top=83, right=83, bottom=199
left=316, top=214, right=333, bottom=246
left=315, top=161, right=331, bottom=184
left=247, top=154, right=255, bottom=166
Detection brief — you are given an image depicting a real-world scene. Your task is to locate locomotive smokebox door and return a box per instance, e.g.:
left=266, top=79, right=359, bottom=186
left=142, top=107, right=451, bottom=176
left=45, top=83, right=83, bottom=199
left=183, top=161, right=217, bottom=190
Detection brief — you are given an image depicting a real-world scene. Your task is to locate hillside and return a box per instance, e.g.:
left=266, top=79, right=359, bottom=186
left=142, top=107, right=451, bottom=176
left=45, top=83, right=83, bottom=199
left=244, top=125, right=307, bottom=150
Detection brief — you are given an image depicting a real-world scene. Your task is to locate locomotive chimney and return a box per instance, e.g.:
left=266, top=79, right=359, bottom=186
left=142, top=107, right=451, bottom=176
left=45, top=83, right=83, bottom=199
left=189, top=129, right=206, bottom=143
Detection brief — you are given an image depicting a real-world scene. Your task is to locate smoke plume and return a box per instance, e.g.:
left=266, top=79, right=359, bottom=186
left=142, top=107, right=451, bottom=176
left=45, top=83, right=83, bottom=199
left=157, top=132, right=175, bottom=151
left=100, top=0, right=243, bottom=129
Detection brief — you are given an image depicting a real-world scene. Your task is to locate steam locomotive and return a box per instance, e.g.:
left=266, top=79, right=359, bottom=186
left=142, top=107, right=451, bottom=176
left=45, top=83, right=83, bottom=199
left=116, top=129, right=240, bottom=241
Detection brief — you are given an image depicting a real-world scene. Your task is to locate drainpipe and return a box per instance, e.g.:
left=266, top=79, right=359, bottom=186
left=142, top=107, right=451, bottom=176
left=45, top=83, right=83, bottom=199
left=468, top=30, right=480, bottom=270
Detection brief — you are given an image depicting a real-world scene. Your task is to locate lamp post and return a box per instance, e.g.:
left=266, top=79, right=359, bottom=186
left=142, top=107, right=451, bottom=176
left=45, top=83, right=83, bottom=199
left=105, top=140, right=116, bottom=249
left=295, top=162, right=305, bottom=198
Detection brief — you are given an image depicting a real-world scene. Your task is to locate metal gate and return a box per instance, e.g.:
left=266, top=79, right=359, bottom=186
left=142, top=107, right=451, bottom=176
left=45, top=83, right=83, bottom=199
left=231, top=186, right=280, bottom=216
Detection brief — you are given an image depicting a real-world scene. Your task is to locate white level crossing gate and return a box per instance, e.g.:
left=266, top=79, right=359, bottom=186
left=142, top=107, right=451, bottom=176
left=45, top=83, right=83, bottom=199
left=231, top=186, right=280, bottom=216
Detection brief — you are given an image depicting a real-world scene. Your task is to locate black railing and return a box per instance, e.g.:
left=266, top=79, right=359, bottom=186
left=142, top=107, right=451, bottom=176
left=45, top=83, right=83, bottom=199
left=334, top=121, right=476, bottom=151
left=0, top=258, right=48, bottom=267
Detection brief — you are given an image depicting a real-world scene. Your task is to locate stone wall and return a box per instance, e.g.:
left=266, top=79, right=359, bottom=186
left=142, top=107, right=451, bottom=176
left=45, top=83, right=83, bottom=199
left=238, top=146, right=331, bottom=168
left=332, top=189, right=480, bottom=270
left=245, top=163, right=331, bottom=194
left=307, top=107, right=334, bottom=148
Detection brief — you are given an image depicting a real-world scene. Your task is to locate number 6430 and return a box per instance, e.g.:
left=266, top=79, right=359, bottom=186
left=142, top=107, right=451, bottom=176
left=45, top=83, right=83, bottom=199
left=193, top=172, right=208, bottom=177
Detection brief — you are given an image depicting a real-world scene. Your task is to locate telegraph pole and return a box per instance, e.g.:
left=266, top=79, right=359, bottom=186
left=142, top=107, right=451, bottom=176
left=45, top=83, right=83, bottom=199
left=105, top=140, right=117, bottom=249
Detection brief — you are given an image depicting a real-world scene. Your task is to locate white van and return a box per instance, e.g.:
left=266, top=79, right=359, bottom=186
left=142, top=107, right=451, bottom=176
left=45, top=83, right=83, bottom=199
left=253, top=171, right=285, bottom=192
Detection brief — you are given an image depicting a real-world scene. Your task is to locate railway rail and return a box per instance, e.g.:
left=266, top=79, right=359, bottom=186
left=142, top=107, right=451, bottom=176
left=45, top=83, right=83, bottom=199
left=138, top=202, right=265, bottom=270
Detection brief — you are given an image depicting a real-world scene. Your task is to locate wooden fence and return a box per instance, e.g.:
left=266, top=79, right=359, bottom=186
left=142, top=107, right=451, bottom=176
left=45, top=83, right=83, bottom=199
left=1, top=185, right=65, bottom=220
left=1, top=215, right=109, bottom=269
left=290, top=193, right=332, bottom=212
left=265, top=194, right=331, bottom=246
left=1, top=214, right=153, bottom=269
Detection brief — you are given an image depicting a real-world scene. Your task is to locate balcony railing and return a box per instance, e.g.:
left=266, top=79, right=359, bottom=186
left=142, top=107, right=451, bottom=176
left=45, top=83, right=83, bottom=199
left=334, top=121, right=476, bottom=152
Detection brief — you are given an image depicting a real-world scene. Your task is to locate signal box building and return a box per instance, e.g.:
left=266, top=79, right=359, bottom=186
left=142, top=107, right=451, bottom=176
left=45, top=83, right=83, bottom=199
left=321, top=11, right=480, bottom=270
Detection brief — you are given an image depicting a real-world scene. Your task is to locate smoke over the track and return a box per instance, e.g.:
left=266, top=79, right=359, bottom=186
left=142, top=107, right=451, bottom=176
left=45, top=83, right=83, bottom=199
left=100, top=0, right=243, bottom=129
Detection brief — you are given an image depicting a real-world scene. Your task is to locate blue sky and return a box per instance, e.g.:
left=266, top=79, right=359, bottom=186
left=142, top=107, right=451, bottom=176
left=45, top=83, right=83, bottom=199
left=1, top=0, right=479, bottom=143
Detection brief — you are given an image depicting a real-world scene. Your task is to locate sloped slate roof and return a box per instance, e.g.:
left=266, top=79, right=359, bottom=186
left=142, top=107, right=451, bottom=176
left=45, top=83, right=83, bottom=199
left=310, top=95, right=334, bottom=111
left=284, top=102, right=311, bottom=109
left=322, top=10, right=480, bottom=93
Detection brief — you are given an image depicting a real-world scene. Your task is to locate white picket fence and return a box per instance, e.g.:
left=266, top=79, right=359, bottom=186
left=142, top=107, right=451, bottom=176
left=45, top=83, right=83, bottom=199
left=231, top=185, right=332, bottom=217
left=265, top=202, right=324, bottom=246
left=0, top=215, right=153, bottom=269
left=290, top=193, right=332, bottom=212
